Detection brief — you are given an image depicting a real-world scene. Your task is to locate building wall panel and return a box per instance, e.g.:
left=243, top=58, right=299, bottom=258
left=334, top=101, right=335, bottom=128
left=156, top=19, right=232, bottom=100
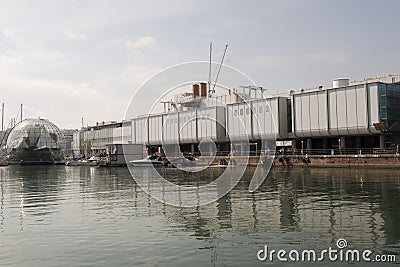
left=328, top=90, right=338, bottom=136
left=346, top=86, right=359, bottom=134
left=148, top=115, right=163, bottom=145
left=195, top=106, right=226, bottom=142
left=293, top=96, right=303, bottom=136
left=179, top=110, right=198, bottom=143
left=355, top=85, right=369, bottom=134
left=227, top=102, right=253, bottom=141
left=301, top=94, right=311, bottom=134
left=368, top=84, right=380, bottom=134
left=122, top=121, right=132, bottom=144
left=336, top=89, right=347, bottom=131
left=133, top=117, right=148, bottom=144
left=293, top=92, right=326, bottom=137
left=309, top=93, right=319, bottom=135
left=251, top=98, right=280, bottom=139
left=317, top=92, right=329, bottom=136
left=162, top=112, right=179, bottom=144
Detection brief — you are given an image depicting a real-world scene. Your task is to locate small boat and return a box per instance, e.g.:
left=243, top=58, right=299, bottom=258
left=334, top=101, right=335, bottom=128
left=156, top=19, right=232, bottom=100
left=65, top=156, right=98, bottom=166
left=129, top=155, right=164, bottom=166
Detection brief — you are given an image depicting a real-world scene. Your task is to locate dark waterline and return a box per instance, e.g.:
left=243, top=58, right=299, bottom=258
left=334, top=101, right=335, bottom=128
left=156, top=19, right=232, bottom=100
left=0, top=166, right=399, bottom=266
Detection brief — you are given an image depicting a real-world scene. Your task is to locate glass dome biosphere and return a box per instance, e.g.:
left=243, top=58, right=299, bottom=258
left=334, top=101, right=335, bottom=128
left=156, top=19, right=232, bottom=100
left=6, top=118, right=66, bottom=164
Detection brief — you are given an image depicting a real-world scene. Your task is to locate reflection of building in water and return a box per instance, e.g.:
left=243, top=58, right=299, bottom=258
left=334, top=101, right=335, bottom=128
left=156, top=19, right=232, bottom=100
left=0, top=168, right=4, bottom=231
left=216, top=193, right=232, bottom=229
left=161, top=168, right=398, bottom=249
left=379, top=178, right=400, bottom=245
left=0, top=166, right=66, bottom=231
left=59, top=166, right=398, bottom=250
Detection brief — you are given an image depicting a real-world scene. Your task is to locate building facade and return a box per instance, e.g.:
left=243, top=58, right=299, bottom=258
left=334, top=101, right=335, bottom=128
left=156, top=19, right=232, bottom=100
left=72, top=75, right=400, bottom=157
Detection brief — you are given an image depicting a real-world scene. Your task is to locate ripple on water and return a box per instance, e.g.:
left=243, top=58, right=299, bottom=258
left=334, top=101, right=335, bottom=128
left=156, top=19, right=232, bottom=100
left=0, top=166, right=400, bottom=266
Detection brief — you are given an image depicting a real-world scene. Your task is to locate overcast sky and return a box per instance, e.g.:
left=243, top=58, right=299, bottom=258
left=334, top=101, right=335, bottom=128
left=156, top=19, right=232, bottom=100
left=1, top=0, right=399, bottom=129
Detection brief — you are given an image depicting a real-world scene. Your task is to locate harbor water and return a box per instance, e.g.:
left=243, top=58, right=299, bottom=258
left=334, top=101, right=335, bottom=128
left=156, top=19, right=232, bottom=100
left=0, top=166, right=399, bottom=266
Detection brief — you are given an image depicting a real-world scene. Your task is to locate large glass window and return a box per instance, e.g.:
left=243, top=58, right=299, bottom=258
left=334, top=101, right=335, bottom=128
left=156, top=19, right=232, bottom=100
left=378, top=83, right=400, bottom=127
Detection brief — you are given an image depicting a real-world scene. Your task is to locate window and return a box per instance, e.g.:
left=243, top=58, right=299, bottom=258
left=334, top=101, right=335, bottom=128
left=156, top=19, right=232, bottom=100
left=240, top=109, right=243, bottom=115
left=258, top=106, right=263, bottom=113
left=246, top=108, right=250, bottom=115
left=265, top=105, right=270, bottom=112
left=234, top=110, right=238, bottom=116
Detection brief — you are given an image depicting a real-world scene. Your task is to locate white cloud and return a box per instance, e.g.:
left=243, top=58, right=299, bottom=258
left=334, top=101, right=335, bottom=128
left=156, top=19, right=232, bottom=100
left=125, top=36, right=156, bottom=50
left=63, top=31, right=86, bottom=41
left=0, top=1, right=399, bottom=129
left=0, top=73, right=99, bottom=98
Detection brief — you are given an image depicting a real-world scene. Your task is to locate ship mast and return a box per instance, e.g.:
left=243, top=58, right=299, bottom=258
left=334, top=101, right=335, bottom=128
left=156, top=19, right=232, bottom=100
left=210, top=44, right=228, bottom=97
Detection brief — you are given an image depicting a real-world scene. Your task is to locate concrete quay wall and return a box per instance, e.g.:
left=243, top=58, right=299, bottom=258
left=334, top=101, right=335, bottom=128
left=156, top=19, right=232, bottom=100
left=207, top=154, right=400, bottom=168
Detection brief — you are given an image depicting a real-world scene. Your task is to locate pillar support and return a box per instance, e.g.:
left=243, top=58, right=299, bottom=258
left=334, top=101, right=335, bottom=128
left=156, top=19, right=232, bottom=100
left=307, top=138, right=312, bottom=154
left=379, top=135, right=385, bottom=150
left=291, top=139, right=297, bottom=154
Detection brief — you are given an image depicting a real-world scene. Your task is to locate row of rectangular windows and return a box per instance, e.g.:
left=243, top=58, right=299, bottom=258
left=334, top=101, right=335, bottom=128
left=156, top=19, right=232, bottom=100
left=233, top=106, right=270, bottom=116
left=135, top=106, right=270, bottom=124
left=164, top=114, right=212, bottom=124
left=136, top=106, right=271, bottom=124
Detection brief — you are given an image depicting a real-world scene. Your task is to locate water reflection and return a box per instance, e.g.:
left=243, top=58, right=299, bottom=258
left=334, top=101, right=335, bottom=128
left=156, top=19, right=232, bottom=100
left=0, top=165, right=399, bottom=266
left=0, top=166, right=66, bottom=231
left=0, top=168, right=5, bottom=231
left=157, top=167, right=400, bottom=252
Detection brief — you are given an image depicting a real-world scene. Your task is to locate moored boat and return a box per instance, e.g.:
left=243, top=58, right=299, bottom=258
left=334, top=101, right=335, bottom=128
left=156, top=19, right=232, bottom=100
left=66, top=156, right=98, bottom=166
left=129, top=155, right=164, bottom=166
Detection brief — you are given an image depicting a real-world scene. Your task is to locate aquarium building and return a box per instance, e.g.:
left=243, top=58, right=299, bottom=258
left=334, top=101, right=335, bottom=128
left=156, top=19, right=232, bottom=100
left=72, top=74, right=400, bottom=157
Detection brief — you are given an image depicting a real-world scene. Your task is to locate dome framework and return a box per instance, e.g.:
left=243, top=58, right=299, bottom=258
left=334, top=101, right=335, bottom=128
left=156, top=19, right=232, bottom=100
left=6, top=118, right=65, bottom=165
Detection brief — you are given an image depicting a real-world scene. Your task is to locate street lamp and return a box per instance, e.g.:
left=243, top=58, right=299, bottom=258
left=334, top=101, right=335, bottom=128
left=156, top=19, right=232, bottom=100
left=338, top=138, right=341, bottom=155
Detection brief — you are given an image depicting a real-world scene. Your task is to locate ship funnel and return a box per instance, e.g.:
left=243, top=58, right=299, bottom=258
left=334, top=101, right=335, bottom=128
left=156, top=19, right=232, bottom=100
left=192, top=84, right=200, bottom=96
left=199, top=82, right=207, bottom=98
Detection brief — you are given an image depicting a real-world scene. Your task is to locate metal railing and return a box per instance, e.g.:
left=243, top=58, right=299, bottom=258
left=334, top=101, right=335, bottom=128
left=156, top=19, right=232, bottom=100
left=286, top=147, right=398, bottom=156
left=174, top=147, right=400, bottom=158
